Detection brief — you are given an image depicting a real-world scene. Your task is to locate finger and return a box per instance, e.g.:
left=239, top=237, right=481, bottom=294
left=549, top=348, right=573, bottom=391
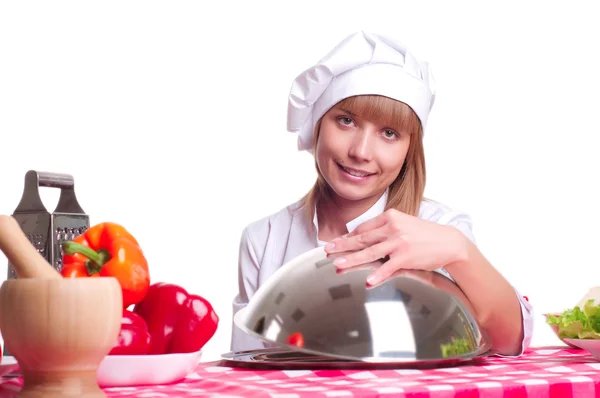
left=336, top=265, right=369, bottom=276
left=364, top=268, right=409, bottom=287
left=325, top=227, right=390, bottom=254
left=326, top=249, right=356, bottom=259
left=366, top=255, right=410, bottom=286
left=366, top=269, right=435, bottom=289
left=335, top=260, right=382, bottom=275
left=334, top=239, right=397, bottom=269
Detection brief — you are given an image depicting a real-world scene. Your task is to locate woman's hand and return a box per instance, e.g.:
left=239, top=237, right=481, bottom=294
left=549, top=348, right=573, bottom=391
left=324, top=209, right=469, bottom=286
left=325, top=208, right=526, bottom=356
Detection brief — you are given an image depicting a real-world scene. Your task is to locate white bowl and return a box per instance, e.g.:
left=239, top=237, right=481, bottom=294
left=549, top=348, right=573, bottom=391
left=564, top=339, right=600, bottom=360
left=543, top=313, right=579, bottom=348
left=0, top=350, right=203, bottom=387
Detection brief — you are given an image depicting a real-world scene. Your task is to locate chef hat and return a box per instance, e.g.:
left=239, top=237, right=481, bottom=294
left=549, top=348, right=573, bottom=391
left=287, top=31, right=436, bottom=153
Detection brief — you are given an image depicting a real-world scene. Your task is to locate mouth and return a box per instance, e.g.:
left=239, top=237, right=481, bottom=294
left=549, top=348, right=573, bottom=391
left=336, top=162, right=376, bottom=178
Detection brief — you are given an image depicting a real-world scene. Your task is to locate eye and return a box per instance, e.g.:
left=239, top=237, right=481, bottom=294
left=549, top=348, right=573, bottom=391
left=382, top=129, right=399, bottom=140
left=337, top=116, right=354, bottom=126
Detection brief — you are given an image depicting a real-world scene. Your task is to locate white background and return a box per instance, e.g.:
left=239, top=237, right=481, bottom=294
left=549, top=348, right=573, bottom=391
left=1, top=1, right=599, bottom=362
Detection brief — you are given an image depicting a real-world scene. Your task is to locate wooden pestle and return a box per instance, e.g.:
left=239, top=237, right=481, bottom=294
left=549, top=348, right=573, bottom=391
left=0, top=215, right=62, bottom=279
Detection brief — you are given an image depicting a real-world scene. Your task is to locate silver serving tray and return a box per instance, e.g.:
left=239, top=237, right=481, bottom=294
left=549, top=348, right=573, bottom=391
left=220, top=347, right=492, bottom=370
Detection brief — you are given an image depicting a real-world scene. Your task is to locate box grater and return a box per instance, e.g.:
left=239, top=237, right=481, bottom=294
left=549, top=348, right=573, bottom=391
left=5, top=170, right=90, bottom=280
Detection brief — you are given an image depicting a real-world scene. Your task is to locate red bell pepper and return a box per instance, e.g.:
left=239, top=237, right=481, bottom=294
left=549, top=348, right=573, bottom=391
left=109, top=310, right=152, bottom=355
left=61, top=222, right=150, bottom=309
left=287, top=332, right=304, bottom=348
left=133, top=282, right=219, bottom=355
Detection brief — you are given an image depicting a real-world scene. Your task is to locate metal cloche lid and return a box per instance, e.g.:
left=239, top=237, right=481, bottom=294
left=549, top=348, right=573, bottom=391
left=233, top=246, right=492, bottom=364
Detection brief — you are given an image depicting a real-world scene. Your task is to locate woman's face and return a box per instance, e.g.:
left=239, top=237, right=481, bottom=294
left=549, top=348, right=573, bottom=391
left=315, top=103, right=411, bottom=203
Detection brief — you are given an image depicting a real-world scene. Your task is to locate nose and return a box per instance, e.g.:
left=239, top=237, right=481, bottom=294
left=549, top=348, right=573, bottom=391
left=348, top=129, right=373, bottom=162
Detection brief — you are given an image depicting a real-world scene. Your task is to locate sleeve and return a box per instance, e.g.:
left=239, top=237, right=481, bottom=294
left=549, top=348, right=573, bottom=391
left=230, top=227, right=268, bottom=352
left=507, top=287, right=534, bottom=356
left=434, top=208, right=534, bottom=357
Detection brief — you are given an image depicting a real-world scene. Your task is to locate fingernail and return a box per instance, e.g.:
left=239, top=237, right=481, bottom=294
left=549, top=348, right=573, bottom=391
left=367, top=274, right=378, bottom=285
left=325, top=243, right=335, bottom=251
left=333, top=258, right=346, bottom=266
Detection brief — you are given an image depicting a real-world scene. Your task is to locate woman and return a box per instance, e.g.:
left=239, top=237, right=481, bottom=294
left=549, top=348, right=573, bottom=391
left=231, top=31, right=533, bottom=357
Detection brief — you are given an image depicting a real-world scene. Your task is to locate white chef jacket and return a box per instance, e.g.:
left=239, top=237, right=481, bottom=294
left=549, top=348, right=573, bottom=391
left=231, top=190, right=533, bottom=355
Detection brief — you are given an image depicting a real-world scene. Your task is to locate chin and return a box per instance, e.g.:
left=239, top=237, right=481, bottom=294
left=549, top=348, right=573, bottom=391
left=328, top=183, right=376, bottom=202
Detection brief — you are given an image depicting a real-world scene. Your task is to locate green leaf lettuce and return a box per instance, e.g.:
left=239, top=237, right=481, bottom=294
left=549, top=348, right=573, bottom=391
left=547, top=299, right=600, bottom=339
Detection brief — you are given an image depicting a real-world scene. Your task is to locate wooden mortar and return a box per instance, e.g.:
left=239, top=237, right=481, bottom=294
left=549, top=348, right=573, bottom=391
left=0, top=215, right=122, bottom=397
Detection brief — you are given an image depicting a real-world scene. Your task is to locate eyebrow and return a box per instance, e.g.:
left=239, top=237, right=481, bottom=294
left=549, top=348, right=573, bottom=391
left=338, top=108, right=357, bottom=116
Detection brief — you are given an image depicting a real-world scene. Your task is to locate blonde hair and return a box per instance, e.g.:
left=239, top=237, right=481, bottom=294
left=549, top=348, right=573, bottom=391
left=301, top=95, right=426, bottom=221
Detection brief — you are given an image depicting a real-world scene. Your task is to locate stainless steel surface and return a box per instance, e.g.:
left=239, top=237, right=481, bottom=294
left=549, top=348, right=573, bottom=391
left=234, top=247, right=492, bottom=364
left=220, top=347, right=491, bottom=370
left=6, top=170, right=89, bottom=278
left=4, top=170, right=90, bottom=357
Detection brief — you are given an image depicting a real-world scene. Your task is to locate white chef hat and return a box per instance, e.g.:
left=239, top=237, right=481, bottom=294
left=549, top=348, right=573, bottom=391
left=287, top=31, right=436, bottom=153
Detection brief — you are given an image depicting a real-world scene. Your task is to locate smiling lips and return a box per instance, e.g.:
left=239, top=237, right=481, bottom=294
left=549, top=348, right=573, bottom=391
left=336, top=162, right=376, bottom=179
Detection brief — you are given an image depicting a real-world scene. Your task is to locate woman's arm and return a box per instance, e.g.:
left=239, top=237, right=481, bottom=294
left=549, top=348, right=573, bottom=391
left=324, top=209, right=529, bottom=356
left=443, top=226, right=525, bottom=356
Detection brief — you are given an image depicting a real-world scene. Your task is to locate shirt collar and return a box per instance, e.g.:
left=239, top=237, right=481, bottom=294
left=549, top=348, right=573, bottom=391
left=312, top=189, right=389, bottom=243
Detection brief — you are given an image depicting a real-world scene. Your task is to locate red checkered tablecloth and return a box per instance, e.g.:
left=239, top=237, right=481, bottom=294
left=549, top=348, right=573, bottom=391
left=2, top=347, right=600, bottom=397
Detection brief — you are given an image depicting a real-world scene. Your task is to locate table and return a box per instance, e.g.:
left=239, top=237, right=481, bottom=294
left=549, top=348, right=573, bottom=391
left=1, top=347, right=600, bottom=397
